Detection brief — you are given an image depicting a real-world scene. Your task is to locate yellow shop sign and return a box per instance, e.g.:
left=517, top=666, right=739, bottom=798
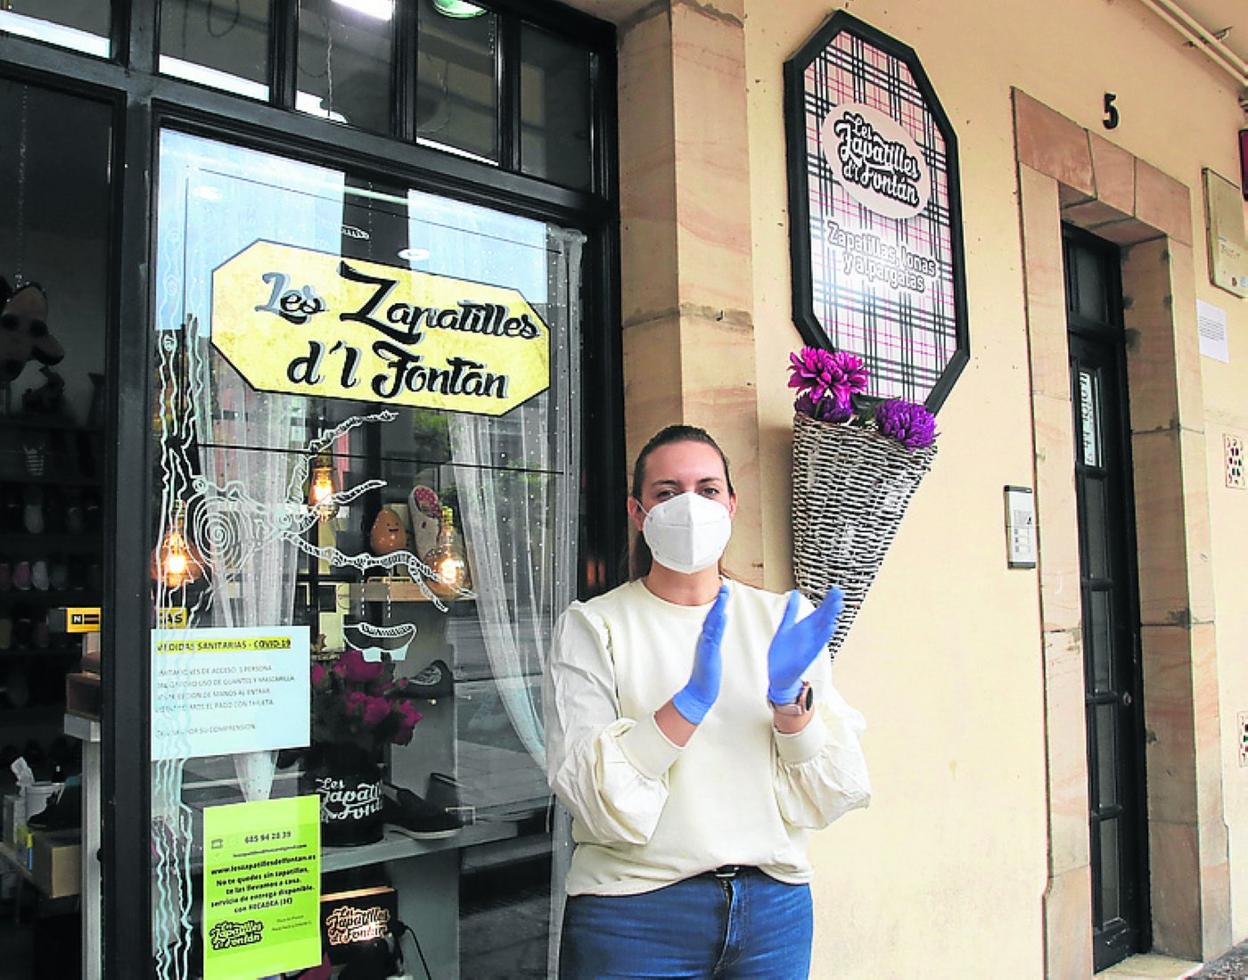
left=211, top=240, right=550, bottom=416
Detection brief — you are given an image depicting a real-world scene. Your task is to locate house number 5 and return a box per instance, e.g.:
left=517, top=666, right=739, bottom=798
left=1103, top=93, right=1119, bottom=130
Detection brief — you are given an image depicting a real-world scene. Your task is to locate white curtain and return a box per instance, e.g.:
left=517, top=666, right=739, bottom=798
left=448, top=227, right=583, bottom=769
left=409, top=194, right=584, bottom=975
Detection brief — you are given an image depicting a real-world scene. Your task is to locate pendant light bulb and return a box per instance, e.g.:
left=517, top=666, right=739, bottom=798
left=425, top=505, right=469, bottom=595
left=308, top=455, right=339, bottom=522
left=153, top=502, right=200, bottom=590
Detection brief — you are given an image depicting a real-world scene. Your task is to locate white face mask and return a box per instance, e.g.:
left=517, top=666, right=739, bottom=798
left=640, top=492, right=733, bottom=575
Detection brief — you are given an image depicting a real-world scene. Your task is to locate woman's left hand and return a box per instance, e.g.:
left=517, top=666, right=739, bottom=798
left=766, top=588, right=844, bottom=704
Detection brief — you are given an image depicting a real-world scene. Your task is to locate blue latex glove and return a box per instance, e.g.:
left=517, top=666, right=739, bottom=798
left=767, top=588, right=844, bottom=704
left=671, top=585, right=730, bottom=725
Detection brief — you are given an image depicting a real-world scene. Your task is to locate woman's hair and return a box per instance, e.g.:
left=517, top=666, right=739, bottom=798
left=628, top=425, right=735, bottom=580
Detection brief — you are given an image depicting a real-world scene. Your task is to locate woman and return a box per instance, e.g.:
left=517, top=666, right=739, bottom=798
left=543, top=424, right=871, bottom=979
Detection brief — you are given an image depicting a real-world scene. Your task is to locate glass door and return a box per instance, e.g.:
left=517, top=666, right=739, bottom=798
left=149, top=129, right=580, bottom=979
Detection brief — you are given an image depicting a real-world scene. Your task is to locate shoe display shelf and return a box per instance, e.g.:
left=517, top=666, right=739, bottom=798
left=0, top=413, right=101, bottom=742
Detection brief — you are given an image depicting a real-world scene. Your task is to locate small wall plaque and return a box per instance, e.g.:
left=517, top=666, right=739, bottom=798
left=1203, top=168, right=1248, bottom=299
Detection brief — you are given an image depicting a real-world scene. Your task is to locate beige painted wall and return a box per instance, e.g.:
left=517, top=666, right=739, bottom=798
left=741, top=0, right=1248, bottom=974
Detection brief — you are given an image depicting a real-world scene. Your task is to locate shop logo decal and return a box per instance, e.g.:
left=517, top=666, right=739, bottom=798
left=211, top=240, right=550, bottom=417
left=315, top=775, right=383, bottom=822
left=208, top=919, right=265, bottom=951
left=821, top=102, right=930, bottom=220
left=325, top=905, right=391, bottom=946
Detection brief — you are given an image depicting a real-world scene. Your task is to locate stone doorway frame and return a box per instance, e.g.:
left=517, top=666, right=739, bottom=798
left=1012, top=89, right=1230, bottom=975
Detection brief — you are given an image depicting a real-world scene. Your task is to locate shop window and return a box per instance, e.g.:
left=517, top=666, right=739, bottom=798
left=0, top=78, right=111, bottom=977
left=0, top=0, right=109, bottom=57
left=150, top=130, right=581, bottom=979
left=416, top=0, right=498, bottom=162
left=520, top=24, right=592, bottom=190
left=297, top=0, right=396, bottom=133
left=159, top=0, right=272, bottom=101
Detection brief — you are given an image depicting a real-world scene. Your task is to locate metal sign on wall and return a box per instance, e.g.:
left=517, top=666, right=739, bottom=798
left=784, top=12, right=968, bottom=412
left=211, top=240, right=551, bottom=416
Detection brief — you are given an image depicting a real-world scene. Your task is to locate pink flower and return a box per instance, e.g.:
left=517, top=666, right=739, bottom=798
left=310, top=663, right=327, bottom=688
left=397, top=700, right=422, bottom=728
left=362, top=696, right=391, bottom=728
left=392, top=700, right=423, bottom=745
left=339, top=647, right=384, bottom=684
left=344, top=690, right=367, bottom=716
left=788, top=348, right=868, bottom=404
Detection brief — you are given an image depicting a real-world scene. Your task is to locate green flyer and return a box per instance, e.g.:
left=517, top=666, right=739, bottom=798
left=203, top=795, right=322, bottom=979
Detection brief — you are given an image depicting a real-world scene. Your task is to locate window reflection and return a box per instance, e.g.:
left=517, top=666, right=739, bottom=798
left=160, top=0, right=271, bottom=100
left=521, top=25, right=592, bottom=189
left=0, top=1, right=109, bottom=57
left=417, top=0, right=499, bottom=163
left=298, top=0, right=395, bottom=133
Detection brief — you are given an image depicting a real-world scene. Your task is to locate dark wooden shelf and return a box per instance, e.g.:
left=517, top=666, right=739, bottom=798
left=0, top=532, right=102, bottom=552
left=0, top=704, right=62, bottom=724
left=0, top=647, right=81, bottom=659
left=0, top=590, right=101, bottom=605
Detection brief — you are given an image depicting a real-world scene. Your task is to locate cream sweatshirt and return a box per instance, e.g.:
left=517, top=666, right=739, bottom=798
left=543, top=577, right=871, bottom=897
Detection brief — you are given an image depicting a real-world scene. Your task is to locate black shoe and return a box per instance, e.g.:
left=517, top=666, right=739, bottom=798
left=396, top=658, right=453, bottom=701
left=383, top=782, right=462, bottom=839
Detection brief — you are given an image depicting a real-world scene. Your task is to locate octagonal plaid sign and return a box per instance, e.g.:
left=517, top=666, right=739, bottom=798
left=784, top=12, right=968, bottom=412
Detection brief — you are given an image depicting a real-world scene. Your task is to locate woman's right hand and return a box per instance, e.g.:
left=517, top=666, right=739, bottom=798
left=670, top=585, right=730, bottom=725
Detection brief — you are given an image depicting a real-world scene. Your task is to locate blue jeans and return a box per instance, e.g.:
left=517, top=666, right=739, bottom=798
left=559, top=868, right=813, bottom=979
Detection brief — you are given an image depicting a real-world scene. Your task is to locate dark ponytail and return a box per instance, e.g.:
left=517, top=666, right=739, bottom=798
left=628, top=425, right=735, bottom=580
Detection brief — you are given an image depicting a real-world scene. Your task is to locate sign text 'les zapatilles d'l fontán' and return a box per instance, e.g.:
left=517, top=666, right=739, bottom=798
left=211, top=240, right=550, bottom=416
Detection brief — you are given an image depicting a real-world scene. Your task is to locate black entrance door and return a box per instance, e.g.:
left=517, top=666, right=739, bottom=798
left=1063, top=226, right=1150, bottom=971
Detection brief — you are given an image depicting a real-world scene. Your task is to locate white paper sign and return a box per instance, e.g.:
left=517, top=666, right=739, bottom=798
left=152, top=626, right=310, bottom=761
left=1197, top=299, right=1230, bottom=363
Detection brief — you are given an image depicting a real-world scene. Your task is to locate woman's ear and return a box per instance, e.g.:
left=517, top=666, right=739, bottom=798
left=626, top=495, right=646, bottom=532
left=728, top=492, right=738, bottom=519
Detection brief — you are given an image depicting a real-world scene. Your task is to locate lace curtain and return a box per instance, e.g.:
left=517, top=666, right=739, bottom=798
left=408, top=192, right=583, bottom=974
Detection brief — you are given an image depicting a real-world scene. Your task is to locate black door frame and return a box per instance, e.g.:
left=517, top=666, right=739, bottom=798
left=1062, top=224, right=1151, bottom=970
left=0, top=2, right=625, bottom=974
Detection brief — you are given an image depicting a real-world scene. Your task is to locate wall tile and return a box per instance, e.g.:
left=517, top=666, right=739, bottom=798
left=1140, top=624, right=1197, bottom=825
left=1018, top=166, right=1070, bottom=402
left=1088, top=134, right=1135, bottom=215
left=1122, top=239, right=1180, bottom=435
left=1045, top=864, right=1095, bottom=978
left=618, top=10, right=679, bottom=327
left=1134, top=160, right=1193, bottom=247
left=1131, top=429, right=1189, bottom=627
left=1013, top=90, right=1095, bottom=197
left=1033, top=394, right=1082, bottom=633
left=1149, top=819, right=1202, bottom=959
left=1044, top=629, right=1093, bottom=875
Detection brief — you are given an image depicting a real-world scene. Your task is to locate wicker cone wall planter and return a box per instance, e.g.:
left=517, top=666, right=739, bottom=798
left=791, top=412, right=937, bottom=658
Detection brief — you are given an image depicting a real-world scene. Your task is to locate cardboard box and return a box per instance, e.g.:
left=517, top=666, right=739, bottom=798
left=32, top=829, right=80, bottom=898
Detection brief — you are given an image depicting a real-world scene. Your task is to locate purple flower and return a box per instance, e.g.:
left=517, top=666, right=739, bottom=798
left=875, top=399, right=938, bottom=449
left=788, top=348, right=869, bottom=404
left=397, top=700, right=422, bottom=728
left=361, top=696, right=391, bottom=728
left=344, top=690, right=367, bottom=716
left=310, top=663, right=328, bottom=688
left=795, top=391, right=853, bottom=423
left=339, top=647, right=384, bottom=684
